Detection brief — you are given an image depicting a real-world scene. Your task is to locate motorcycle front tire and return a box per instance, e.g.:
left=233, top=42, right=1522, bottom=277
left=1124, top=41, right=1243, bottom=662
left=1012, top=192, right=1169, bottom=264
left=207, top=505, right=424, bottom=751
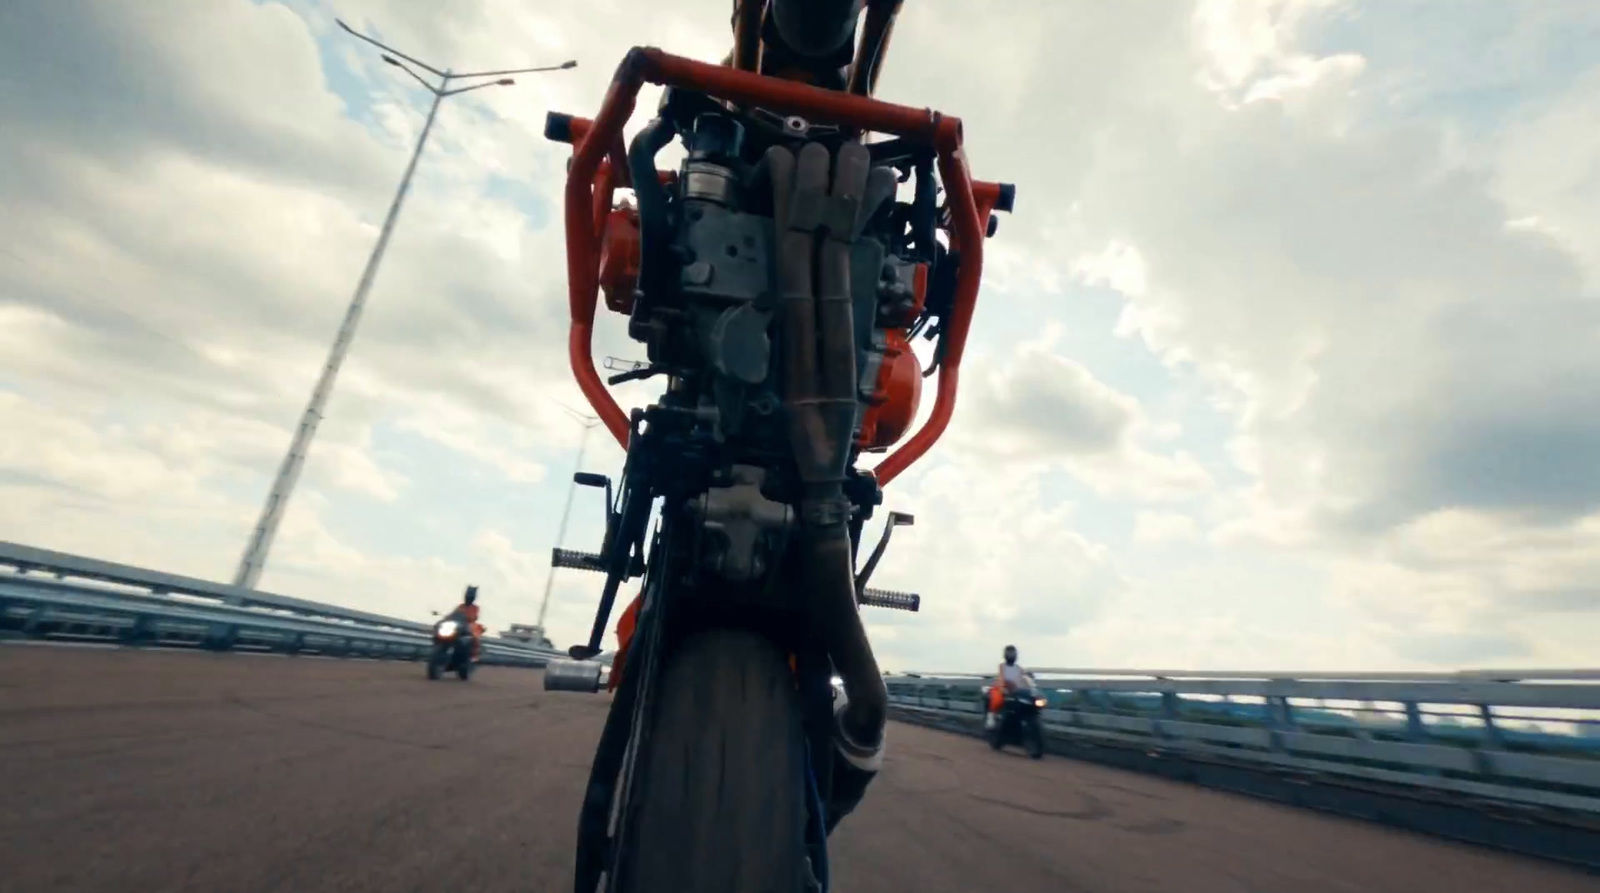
left=426, top=646, right=444, bottom=680
left=611, top=627, right=811, bottom=893
left=1026, top=716, right=1045, bottom=760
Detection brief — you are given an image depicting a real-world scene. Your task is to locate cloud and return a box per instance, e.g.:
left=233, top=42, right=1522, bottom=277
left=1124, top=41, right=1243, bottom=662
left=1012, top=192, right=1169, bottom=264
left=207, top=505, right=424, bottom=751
left=0, top=1, right=397, bottom=203
left=1191, top=0, right=1366, bottom=107
left=960, top=328, right=1214, bottom=502
left=1054, top=5, right=1600, bottom=541
left=970, top=343, right=1139, bottom=457
left=1132, top=511, right=1202, bottom=545
left=862, top=460, right=1126, bottom=672
left=1496, top=64, right=1600, bottom=282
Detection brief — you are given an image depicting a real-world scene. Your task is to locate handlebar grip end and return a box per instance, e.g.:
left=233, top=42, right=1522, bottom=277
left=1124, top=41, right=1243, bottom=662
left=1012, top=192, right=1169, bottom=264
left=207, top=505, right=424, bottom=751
left=545, top=111, right=575, bottom=144
left=995, top=182, right=1016, bottom=214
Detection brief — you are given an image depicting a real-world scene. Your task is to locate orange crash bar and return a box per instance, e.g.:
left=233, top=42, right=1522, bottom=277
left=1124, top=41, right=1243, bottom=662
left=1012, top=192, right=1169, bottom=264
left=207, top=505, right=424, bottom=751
left=563, top=47, right=989, bottom=489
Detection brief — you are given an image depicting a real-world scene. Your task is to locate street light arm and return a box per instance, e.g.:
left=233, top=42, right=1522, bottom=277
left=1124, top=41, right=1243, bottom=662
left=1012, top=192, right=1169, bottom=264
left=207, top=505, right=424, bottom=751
left=447, top=61, right=579, bottom=78
left=386, top=56, right=441, bottom=95
left=336, top=18, right=447, bottom=78
left=550, top=396, right=597, bottom=424
left=440, top=78, right=514, bottom=98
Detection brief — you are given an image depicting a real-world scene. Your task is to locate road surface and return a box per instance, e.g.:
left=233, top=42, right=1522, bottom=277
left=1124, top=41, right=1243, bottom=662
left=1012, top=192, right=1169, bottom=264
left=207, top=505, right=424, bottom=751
left=1, top=645, right=1595, bottom=893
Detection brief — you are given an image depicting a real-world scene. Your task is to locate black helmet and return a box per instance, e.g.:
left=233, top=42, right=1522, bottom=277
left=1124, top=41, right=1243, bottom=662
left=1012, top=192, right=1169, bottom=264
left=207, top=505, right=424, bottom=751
left=464, top=585, right=478, bottom=605
left=1003, top=644, right=1018, bottom=664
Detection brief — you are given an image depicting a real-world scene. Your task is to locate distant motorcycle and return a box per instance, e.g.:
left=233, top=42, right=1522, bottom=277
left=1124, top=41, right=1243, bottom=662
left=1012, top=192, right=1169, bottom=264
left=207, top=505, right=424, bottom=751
left=986, top=684, right=1047, bottom=759
left=427, top=610, right=478, bottom=681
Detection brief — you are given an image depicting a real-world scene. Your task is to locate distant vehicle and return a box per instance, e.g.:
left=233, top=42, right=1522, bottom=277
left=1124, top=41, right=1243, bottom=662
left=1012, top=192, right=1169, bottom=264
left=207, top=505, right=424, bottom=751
left=427, top=609, right=479, bottom=681
left=985, top=683, right=1047, bottom=759
left=501, top=623, right=554, bottom=649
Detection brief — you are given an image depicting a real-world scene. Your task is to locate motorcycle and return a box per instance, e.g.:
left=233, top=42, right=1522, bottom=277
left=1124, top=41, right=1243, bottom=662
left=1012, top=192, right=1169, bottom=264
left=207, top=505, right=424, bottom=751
left=426, top=610, right=478, bottom=681
left=541, top=2, right=1012, bottom=890
left=986, top=684, right=1048, bottom=759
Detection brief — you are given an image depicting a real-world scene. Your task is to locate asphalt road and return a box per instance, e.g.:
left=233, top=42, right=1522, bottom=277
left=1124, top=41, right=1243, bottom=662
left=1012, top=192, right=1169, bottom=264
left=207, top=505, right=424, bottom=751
left=1, top=645, right=1595, bottom=893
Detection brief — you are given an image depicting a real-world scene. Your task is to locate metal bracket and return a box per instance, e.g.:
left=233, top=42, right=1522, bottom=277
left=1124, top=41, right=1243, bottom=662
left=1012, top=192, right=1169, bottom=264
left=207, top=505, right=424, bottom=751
left=687, top=465, right=794, bottom=582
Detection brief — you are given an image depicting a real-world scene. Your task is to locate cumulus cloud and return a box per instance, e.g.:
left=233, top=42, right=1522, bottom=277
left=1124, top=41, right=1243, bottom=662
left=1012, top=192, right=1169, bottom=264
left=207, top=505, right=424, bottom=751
left=1132, top=511, right=1202, bottom=545
left=958, top=327, right=1214, bottom=502
left=1496, top=65, right=1600, bottom=283
left=1037, top=4, right=1600, bottom=546
left=860, top=460, right=1126, bottom=672
left=0, top=1, right=397, bottom=202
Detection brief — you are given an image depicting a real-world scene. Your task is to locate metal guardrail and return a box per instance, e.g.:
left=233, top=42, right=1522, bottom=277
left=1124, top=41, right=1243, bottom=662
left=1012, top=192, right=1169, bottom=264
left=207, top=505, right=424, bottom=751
left=885, top=671, right=1600, bottom=818
left=0, top=541, right=562, bottom=667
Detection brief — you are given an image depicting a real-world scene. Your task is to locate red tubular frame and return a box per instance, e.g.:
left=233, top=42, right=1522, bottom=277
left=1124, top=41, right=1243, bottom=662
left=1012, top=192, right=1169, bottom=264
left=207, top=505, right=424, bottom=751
left=564, top=47, right=995, bottom=487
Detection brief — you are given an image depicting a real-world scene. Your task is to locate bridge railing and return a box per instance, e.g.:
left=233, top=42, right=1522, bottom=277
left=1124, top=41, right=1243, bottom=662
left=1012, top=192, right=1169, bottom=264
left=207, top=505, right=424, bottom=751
left=886, top=669, right=1600, bottom=819
left=0, top=541, right=561, bottom=666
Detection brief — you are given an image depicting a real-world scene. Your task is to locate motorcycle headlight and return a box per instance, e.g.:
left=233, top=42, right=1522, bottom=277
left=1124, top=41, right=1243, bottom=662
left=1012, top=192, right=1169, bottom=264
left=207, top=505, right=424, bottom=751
left=1035, top=698, right=1048, bottom=708
left=436, top=620, right=459, bottom=638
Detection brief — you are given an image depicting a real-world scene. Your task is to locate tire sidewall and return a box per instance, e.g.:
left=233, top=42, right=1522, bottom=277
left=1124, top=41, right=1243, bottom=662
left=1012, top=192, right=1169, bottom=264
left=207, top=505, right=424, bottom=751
left=612, top=628, right=811, bottom=893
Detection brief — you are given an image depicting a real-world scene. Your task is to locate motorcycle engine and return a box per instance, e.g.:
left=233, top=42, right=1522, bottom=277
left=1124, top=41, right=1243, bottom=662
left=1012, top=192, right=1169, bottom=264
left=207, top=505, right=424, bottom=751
left=602, top=100, right=942, bottom=588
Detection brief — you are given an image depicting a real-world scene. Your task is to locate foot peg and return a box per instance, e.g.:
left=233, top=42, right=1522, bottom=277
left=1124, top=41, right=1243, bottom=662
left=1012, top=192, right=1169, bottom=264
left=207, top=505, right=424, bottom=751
left=858, top=587, right=919, bottom=612
left=553, top=548, right=607, bottom=573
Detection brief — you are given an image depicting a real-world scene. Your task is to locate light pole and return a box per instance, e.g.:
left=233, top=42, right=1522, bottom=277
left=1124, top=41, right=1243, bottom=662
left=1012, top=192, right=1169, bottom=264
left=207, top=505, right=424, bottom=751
left=534, top=402, right=603, bottom=641
left=232, top=21, right=576, bottom=589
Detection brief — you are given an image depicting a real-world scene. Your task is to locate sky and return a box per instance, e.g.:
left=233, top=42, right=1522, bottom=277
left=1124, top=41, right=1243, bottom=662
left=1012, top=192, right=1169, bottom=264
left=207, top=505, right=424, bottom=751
left=2, top=0, right=1598, bottom=674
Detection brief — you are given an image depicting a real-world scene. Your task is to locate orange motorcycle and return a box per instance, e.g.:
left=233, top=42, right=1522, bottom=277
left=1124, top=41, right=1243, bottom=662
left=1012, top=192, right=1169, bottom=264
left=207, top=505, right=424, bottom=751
left=544, top=2, right=1012, bottom=890
left=425, top=609, right=480, bottom=681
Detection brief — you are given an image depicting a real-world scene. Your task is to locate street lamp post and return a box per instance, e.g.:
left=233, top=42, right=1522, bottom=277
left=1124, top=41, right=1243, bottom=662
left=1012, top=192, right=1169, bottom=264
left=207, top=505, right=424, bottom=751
left=534, top=404, right=603, bottom=641
left=232, top=21, right=576, bottom=589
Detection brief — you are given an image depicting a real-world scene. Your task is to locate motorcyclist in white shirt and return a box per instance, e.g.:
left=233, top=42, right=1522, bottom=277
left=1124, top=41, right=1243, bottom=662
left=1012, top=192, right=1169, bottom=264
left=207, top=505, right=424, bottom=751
left=985, top=645, right=1031, bottom=728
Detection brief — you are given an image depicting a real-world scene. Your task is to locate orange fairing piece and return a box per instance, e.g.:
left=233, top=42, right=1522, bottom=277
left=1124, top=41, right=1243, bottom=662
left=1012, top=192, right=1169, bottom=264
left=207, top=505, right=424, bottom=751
left=599, top=207, right=642, bottom=314
left=858, top=260, right=929, bottom=449
left=857, top=330, right=922, bottom=450
left=560, top=47, right=994, bottom=485
left=608, top=592, right=643, bottom=692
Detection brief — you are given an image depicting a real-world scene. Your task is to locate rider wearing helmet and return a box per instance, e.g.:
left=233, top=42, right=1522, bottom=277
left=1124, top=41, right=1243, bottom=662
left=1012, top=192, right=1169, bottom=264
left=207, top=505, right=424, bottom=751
left=986, top=645, right=1029, bottom=724
left=456, top=585, right=481, bottom=622
left=456, top=585, right=484, bottom=659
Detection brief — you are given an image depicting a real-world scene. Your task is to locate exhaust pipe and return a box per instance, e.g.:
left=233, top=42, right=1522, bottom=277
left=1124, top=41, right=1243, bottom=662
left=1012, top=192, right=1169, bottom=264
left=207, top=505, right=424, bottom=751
left=770, top=140, right=888, bottom=751
left=544, top=658, right=606, bottom=693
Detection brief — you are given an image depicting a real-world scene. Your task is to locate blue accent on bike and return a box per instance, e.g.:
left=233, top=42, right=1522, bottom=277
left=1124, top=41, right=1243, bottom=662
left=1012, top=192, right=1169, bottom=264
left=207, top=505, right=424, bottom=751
left=805, top=740, right=830, bottom=892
